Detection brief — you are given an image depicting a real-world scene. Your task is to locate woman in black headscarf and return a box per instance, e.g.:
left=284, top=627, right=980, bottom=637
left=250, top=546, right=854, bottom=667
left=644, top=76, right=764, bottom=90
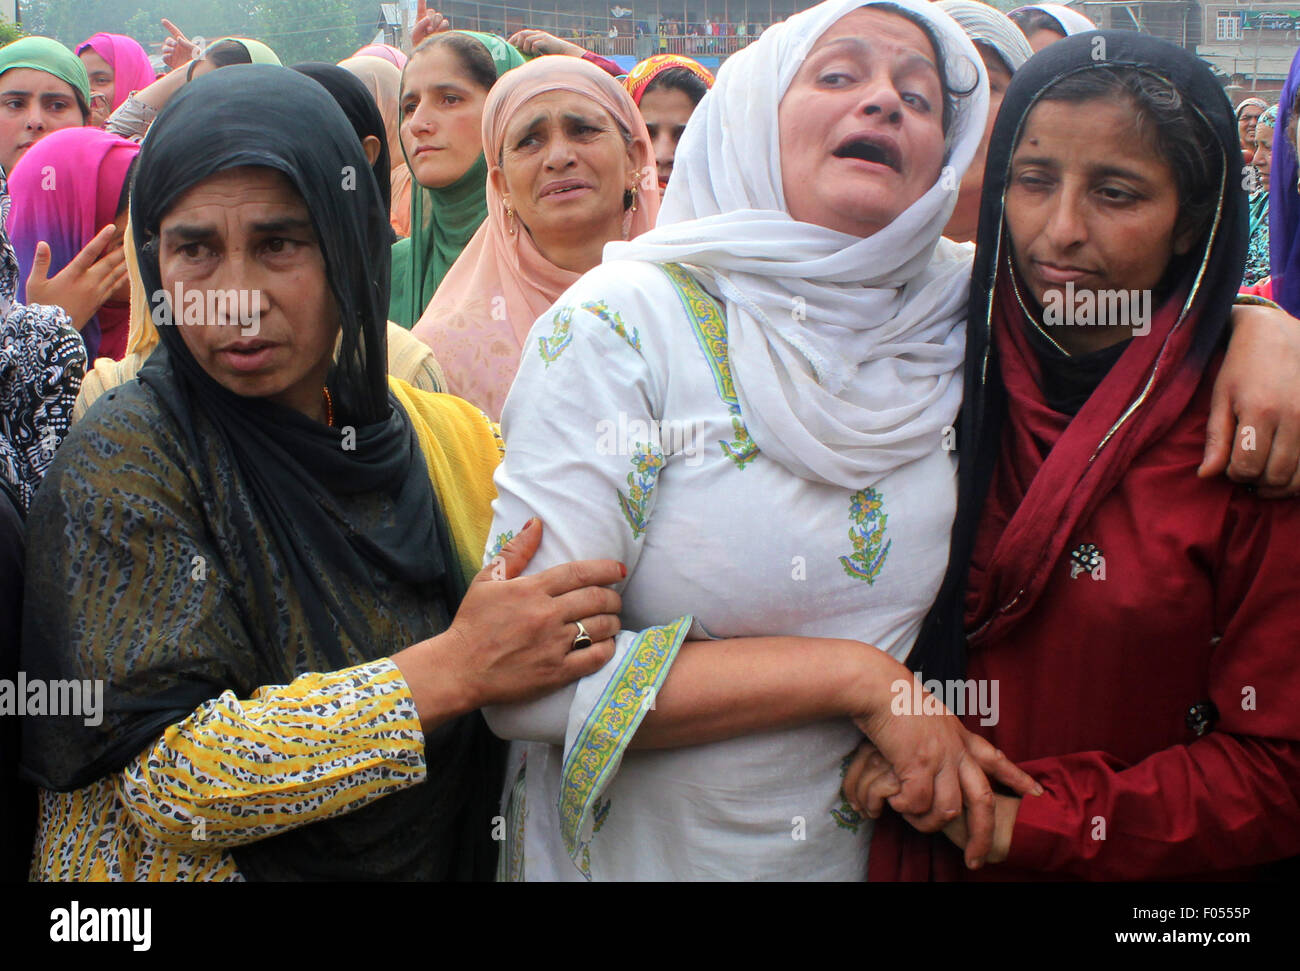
left=855, top=31, right=1300, bottom=880
left=20, top=65, right=622, bottom=881
left=293, top=62, right=393, bottom=224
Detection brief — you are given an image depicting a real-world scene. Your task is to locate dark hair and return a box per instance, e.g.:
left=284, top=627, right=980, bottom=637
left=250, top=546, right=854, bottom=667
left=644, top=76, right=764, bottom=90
left=186, top=39, right=252, bottom=82
left=1036, top=66, right=1220, bottom=249
left=1009, top=8, right=1067, bottom=39
left=410, top=32, right=499, bottom=92
left=874, top=2, right=978, bottom=158
left=642, top=67, right=709, bottom=106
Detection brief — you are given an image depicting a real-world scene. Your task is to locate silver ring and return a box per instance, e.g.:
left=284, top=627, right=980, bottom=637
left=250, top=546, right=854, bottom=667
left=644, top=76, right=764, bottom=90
left=572, top=620, right=593, bottom=651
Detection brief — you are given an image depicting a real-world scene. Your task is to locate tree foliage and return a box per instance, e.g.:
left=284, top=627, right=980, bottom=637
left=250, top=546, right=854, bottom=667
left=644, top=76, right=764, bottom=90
left=18, top=0, right=383, bottom=65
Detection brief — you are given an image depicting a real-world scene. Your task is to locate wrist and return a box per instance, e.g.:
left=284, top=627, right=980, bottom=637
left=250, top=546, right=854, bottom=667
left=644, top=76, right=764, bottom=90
left=392, top=630, right=477, bottom=729
left=840, top=641, right=908, bottom=722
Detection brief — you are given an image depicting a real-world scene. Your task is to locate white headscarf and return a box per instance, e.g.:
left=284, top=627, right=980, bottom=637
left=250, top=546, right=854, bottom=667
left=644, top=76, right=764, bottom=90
left=603, top=0, right=988, bottom=489
left=1011, top=3, right=1097, bottom=36
left=939, top=0, right=1035, bottom=73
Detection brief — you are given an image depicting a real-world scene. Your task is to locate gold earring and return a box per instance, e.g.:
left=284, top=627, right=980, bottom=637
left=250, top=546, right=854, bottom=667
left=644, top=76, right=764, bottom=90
left=629, top=184, right=639, bottom=214
left=505, top=203, right=516, bottom=235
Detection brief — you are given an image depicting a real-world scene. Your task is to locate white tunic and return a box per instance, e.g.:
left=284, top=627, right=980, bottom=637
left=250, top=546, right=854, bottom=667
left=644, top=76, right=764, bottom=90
left=484, top=259, right=959, bottom=881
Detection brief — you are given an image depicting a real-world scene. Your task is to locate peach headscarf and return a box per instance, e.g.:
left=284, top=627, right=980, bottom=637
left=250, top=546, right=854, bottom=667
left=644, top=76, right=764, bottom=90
left=411, top=55, right=659, bottom=420
left=338, top=54, right=412, bottom=237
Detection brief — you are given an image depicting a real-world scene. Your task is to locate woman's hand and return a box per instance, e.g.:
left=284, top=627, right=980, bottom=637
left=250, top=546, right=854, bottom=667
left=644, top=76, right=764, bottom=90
left=25, top=226, right=126, bottom=331
left=843, top=737, right=1036, bottom=869
left=393, top=518, right=622, bottom=728
left=849, top=672, right=1041, bottom=868
left=412, top=9, right=452, bottom=47
left=1204, top=304, right=1300, bottom=496
left=506, top=29, right=586, bottom=58
left=161, top=19, right=201, bottom=70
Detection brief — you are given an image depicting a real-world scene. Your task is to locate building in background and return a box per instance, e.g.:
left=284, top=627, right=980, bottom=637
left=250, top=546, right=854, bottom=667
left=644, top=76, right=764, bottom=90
left=427, top=0, right=805, bottom=69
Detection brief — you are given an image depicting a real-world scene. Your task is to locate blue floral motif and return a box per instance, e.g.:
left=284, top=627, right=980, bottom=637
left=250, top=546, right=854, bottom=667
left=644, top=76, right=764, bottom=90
left=581, top=300, right=642, bottom=352
left=487, top=531, right=514, bottom=559
left=617, top=443, right=664, bottom=540
left=537, top=306, right=575, bottom=364
left=838, top=488, right=891, bottom=584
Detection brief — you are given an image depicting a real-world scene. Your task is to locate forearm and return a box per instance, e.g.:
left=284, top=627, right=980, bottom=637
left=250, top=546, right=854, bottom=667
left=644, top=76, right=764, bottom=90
left=629, top=635, right=898, bottom=749
left=117, top=658, right=426, bottom=850
left=134, top=63, right=189, bottom=113
left=1003, top=734, right=1300, bottom=879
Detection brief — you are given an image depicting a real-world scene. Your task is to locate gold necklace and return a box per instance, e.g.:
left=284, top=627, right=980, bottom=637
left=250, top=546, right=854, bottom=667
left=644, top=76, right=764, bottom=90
left=323, top=386, right=334, bottom=428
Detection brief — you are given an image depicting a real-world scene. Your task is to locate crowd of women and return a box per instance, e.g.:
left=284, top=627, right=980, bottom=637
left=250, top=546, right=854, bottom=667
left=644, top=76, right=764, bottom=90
left=3, top=0, right=1300, bottom=883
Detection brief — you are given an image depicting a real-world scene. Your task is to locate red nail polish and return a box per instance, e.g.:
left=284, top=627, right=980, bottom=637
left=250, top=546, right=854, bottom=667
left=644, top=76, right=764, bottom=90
left=619, top=563, right=627, bottom=578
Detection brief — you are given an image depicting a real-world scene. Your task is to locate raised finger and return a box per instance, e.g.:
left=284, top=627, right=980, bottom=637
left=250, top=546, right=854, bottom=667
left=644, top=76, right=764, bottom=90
left=162, top=18, right=186, bottom=40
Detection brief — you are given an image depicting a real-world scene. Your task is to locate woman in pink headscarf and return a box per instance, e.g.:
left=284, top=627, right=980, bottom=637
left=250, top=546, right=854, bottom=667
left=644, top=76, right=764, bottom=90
left=7, top=127, right=137, bottom=361
left=412, top=55, right=658, bottom=420
left=352, top=43, right=408, bottom=70
left=77, top=33, right=156, bottom=128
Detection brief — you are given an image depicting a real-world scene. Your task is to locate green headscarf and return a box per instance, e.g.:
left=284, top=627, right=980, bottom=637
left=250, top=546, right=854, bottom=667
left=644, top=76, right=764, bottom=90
left=0, top=37, right=92, bottom=115
left=389, top=31, right=525, bottom=328
left=210, top=37, right=283, bottom=66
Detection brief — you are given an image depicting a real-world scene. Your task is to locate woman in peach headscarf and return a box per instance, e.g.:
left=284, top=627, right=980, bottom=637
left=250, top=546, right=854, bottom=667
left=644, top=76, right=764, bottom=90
left=412, top=55, right=658, bottom=420
left=338, top=53, right=413, bottom=237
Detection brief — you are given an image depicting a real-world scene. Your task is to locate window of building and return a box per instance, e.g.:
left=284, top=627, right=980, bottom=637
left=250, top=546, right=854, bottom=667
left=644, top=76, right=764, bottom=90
left=1217, top=12, right=1242, bottom=40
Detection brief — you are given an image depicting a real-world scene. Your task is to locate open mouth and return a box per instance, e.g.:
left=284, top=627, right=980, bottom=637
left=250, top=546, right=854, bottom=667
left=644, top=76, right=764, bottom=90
left=832, top=133, right=902, bottom=172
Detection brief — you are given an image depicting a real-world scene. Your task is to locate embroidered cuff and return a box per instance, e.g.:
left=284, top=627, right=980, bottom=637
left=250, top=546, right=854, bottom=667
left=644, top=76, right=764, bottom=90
left=558, top=615, right=692, bottom=876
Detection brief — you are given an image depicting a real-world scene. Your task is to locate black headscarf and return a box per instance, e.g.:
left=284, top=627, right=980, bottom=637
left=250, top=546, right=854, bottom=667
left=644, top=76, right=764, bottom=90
left=908, top=31, right=1246, bottom=684
left=22, top=66, right=500, bottom=880
left=292, top=62, right=393, bottom=217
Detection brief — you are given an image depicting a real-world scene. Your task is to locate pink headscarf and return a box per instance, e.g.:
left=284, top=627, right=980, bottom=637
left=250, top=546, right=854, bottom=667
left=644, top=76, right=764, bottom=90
left=8, top=127, right=140, bottom=361
left=353, top=43, right=408, bottom=70
left=411, top=56, right=659, bottom=420
left=77, top=33, right=156, bottom=113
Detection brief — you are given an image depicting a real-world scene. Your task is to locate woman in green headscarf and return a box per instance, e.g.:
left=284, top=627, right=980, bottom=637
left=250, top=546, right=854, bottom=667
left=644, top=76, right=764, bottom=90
left=390, top=32, right=524, bottom=328
left=0, top=37, right=91, bottom=176
left=105, top=35, right=282, bottom=144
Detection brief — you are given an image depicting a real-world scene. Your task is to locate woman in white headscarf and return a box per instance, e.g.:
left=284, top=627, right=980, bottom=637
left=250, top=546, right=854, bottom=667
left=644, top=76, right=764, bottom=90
left=1009, top=4, right=1096, bottom=51
left=482, top=0, right=1042, bottom=882
left=938, top=0, right=1034, bottom=242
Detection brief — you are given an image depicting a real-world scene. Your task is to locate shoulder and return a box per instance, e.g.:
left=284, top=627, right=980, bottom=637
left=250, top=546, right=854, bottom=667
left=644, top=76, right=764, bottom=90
left=536, top=259, right=698, bottom=356
left=385, top=322, right=445, bottom=393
